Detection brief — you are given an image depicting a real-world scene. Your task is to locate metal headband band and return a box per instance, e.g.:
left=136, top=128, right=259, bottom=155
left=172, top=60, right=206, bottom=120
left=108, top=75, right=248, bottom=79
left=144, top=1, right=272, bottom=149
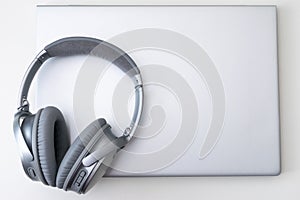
left=17, top=36, right=143, bottom=138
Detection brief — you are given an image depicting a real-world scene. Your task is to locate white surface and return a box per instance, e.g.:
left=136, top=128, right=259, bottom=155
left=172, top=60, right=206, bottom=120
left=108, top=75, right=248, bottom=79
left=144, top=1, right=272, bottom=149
left=35, top=5, right=280, bottom=176
left=1, top=0, right=300, bottom=199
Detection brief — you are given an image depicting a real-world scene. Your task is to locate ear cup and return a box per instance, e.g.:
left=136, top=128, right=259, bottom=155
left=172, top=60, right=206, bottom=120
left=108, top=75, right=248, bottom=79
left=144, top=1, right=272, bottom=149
left=33, top=106, right=70, bottom=186
left=56, top=118, right=107, bottom=189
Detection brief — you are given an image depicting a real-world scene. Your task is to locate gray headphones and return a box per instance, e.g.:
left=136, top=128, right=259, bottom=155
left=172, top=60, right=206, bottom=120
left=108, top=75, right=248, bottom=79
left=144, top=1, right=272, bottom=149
left=13, top=37, right=144, bottom=194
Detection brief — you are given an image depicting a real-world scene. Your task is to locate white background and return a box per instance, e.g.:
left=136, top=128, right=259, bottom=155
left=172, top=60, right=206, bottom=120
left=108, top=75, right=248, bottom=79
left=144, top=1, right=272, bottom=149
left=1, top=0, right=300, bottom=200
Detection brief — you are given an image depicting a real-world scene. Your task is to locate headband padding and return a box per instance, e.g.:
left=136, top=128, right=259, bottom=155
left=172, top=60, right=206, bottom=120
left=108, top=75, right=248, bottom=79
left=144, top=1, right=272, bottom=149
left=45, top=37, right=139, bottom=76
left=56, top=118, right=107, bottom=189
left=45, top=37, right=101, bottom=57
left=35, top=107, right=70, bottom=187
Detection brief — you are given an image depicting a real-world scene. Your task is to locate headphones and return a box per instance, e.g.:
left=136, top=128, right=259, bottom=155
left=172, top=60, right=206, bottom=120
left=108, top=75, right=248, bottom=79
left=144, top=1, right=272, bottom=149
left=13, top=37, right=144, bottom=194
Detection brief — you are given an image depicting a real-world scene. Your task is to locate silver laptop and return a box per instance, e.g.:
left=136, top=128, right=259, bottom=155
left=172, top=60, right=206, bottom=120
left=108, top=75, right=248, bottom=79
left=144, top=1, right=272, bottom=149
left=35, top=5, right=280, bottom=176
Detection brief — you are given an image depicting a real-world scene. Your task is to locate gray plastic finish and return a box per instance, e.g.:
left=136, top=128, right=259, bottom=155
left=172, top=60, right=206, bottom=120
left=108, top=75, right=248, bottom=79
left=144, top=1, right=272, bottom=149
left=20, top=115, right=35, bottom=154
left=82, top=134, right=127, bottom=167
left=58, top=119, right=121, bottom=194
left=68, top=134, right=120, bottom=194
left=56, top=118, right=107, bottom=189
left=14, top=111, right=45, bottom=183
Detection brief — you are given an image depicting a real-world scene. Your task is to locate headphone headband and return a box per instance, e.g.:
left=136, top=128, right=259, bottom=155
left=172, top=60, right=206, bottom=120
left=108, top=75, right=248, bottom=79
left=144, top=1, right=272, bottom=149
left=18, top=36, right=143, bottom=138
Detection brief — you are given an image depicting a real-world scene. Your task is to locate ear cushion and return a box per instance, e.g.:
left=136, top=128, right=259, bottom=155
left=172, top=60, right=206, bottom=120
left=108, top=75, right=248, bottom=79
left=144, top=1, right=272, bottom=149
left=56, top=118, right=107, bottom=189
left=35, top=106, right=70, bottom=186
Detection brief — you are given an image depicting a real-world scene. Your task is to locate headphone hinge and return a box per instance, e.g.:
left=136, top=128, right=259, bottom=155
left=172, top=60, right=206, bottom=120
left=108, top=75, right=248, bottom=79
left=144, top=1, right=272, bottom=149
left=36, top=50, right=50, bottom=64
left=18, top=98, right=30, bottom=112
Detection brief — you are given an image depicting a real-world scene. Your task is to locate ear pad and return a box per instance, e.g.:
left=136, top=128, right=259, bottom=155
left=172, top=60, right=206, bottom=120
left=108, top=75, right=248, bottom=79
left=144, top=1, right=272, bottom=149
left=56, top=118, right=107, bottom=189
left=33, top=106, right=70, bottom=186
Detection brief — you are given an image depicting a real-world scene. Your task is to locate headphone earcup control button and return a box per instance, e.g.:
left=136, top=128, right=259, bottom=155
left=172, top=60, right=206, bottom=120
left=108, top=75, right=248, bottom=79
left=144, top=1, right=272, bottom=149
left=75, top=170, right=87, bottom=187
left=27, top=167, right=36, bottom=178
